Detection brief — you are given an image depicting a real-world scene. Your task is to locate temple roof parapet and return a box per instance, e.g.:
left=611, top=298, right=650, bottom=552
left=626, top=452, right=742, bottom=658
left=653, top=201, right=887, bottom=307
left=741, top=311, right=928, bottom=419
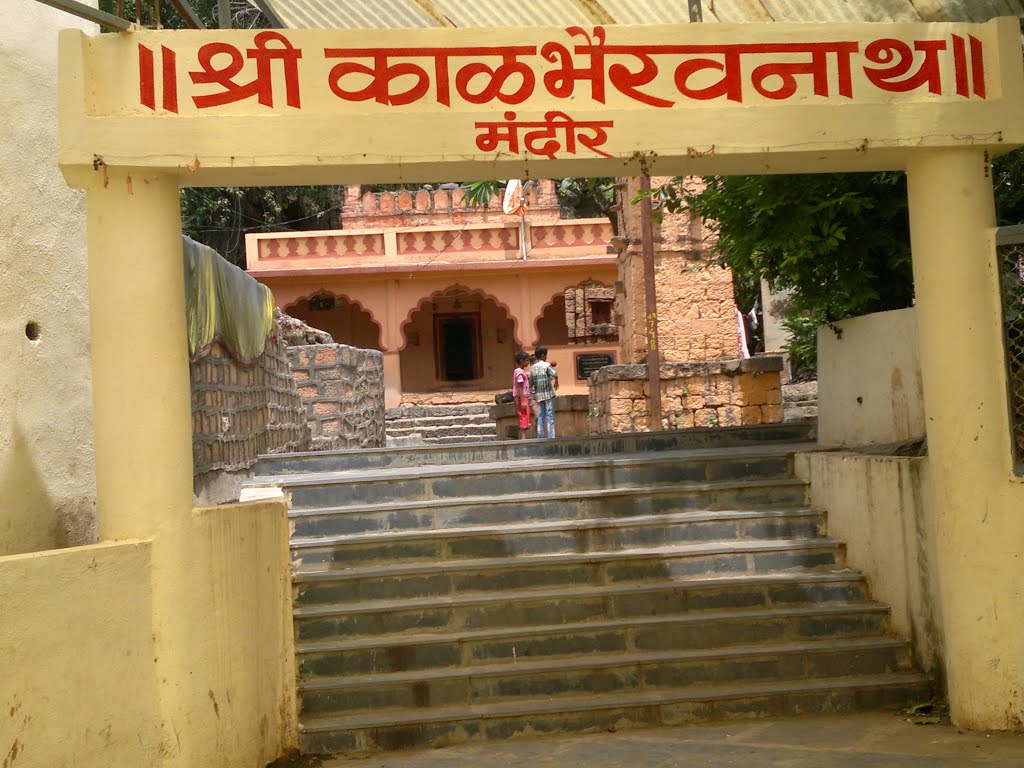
left=341, top=180, right=561, bottom=229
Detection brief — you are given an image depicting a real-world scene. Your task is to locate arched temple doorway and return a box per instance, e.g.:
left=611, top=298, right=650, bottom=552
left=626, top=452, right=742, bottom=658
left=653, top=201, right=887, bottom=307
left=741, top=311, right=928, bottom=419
left=400, top=286, right=516, bottom=392
left=285, top=291, right=381, bottom=350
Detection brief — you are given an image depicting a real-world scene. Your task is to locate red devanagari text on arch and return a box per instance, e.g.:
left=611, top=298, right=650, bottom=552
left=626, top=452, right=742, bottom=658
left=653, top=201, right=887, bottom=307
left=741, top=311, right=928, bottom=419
left=139, top=44, right=156, bottom=109
left=326, top=51, right=431, bottom=106
left=475, top=111, right=522, bottom=154
left=138, top=44, right=180, bottom=113
left=750, top=42, right=859, bottom=100
left=863, top=38, right=946, bottom=95
left=191, top=31, right=302, bottom=110
left=970, top=35, right=986, bottom=99
left=325, top=46, right=537, bottom=107
left=454, top=52, right=536, bottom=105
left=542, top=27, right=607, bottom=103
left=161, top=46, right=178, bottom=113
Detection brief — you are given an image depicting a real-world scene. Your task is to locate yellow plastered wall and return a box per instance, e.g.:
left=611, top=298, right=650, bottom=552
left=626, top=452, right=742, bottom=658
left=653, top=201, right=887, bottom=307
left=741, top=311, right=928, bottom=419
left=0, top=541, right=161, bottom=766
left=161, top=499, right=298, bottom=766
left=795, top=453, right=945, bottom=676
left=817, top=307, right=926, bottom=446
left=0, top=2, right=97, bottom=555
left=0, top=499, right=297, bottom=768
left=906, top=149, right=1024, bottom=729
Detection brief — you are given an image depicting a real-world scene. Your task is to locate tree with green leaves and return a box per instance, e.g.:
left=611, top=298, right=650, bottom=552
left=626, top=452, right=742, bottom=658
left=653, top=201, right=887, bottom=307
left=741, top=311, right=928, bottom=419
left=654, top=147, right=1024, bottom=371
left=462, top=178, right=616, bottom=221
left=658, top=171, right=912, bottom=371
left=97, top=0, right=267, bottom=29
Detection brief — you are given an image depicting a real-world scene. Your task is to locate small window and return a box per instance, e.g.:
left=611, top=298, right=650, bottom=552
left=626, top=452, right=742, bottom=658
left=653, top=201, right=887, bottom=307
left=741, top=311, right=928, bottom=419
left=589, top=300, right=613, bottom=326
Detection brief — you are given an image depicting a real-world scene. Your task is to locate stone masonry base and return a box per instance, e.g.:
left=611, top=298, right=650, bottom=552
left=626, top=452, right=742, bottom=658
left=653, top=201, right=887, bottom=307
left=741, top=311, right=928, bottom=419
left=589, top=357, right=785, bottom=434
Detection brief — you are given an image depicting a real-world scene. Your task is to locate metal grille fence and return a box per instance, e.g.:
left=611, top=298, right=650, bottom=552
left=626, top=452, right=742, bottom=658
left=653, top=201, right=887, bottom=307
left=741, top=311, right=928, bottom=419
left=997, top=225, right=1024, bottom=475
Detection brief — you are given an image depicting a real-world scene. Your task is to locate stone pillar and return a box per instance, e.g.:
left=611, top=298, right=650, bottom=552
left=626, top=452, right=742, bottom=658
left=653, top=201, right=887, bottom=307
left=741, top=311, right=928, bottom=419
left=382, top=351, right=402, bottom=409
left=383, top=278, right=403, bottom=408
left=906, top=148, right=1023, bottom=728
left=85, top=169, right=193, bottom=539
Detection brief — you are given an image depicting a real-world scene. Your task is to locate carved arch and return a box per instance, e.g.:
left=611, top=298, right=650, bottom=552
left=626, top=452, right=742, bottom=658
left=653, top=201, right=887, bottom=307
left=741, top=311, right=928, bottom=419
left=284, top=289, right=383, bottom=349
left=399, top=283, right=522, bottom=352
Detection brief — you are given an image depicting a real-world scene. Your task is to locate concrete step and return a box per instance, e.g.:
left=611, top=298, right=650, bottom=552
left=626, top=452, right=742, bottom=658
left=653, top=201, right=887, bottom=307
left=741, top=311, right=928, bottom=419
left=386, top=424, right=497, bottom=440
left=254, top=421, right=817, bottom=476
left=291, top=509, right=827, bottom=570
left=785, top=406, right=819, bottom=421
left=298, top=637, right=912, bottom=717
left=295, top=602, right=891, bottom=678
left=273, top=445, right=801, bottom=511
left=419, top=434, right=499, bottom=445
left=297, top=671, right=931, bottom=754
left=288, top=480, right=810, bottom=538
left=387, top=414, right=495, bottom=429
left=292, top=572, right=870, bottom=642
left=293, top=538, right=846, bottom=606
left=386, top=404, right=492, bottom=419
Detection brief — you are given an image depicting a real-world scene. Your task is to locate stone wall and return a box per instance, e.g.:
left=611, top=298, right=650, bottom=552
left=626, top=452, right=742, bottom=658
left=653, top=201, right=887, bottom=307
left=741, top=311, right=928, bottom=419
left=191, top=335, right=309, bottom=500
left=565, top=281, right=618, bottom=342
left=289, top=344, right=386, bottom=450
left=588, top=357, right=784, bottom=433
left=341, top=180, right=561, bottom=229
left=490, top=395, right=591, bottom=440
left=615, top=176, right=738, bottom=364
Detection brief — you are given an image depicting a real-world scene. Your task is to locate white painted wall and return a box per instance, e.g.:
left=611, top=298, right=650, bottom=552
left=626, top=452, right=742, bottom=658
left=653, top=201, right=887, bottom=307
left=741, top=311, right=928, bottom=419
left=0, top=1, right=98, bottom=553
left=760, top=279, right=792, bottom=354
left=817, top=307, right=925, bottom=446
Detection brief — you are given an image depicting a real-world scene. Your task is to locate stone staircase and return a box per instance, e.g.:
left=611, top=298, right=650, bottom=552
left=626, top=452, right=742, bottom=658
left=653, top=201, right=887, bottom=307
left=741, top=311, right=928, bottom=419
left=783, top=381, right=819, bottom=422
left=385, top=403, right=497, bottom=445
left=248, top=421, right=929, bottom=756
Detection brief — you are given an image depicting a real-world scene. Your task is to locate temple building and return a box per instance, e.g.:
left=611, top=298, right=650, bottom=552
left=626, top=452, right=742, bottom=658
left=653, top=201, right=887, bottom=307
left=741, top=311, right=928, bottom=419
left=245, top=180, right=622, bottom=408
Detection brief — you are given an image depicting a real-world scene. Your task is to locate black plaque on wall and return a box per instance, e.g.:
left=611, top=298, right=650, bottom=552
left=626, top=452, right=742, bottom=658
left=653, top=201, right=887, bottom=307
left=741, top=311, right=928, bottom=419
left=575, top=352, right=617, bottom=381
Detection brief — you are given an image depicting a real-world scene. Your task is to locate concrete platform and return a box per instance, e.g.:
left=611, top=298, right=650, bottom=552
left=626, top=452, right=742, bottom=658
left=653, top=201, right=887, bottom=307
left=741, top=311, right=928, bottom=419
left=320, top=713, right=1024, bottom=767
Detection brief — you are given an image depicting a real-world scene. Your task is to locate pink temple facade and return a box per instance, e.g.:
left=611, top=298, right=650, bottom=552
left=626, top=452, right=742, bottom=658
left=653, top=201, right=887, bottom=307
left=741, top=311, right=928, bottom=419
left=246, top=180, right=619, bottom=407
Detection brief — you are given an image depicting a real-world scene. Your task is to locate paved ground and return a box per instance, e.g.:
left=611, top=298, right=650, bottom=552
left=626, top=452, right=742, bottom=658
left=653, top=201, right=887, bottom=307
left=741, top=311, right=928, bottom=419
left=321, top=713, right=1024, bottom=767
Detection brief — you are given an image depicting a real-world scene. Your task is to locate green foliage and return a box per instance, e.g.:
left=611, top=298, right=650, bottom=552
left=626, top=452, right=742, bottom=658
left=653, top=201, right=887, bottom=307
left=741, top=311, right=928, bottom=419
left=556, top=178, right=616, bottom=220
left=461, top=180, right=505, bottom=208
left=994, top=148, right=1024, bottom=227
left=97, top=0, right=267, bottom=29
left=649, top=171, right=915, bottom=374
left=780, top=310, right=824, bottom=373
left=647, top=147, right=1024, bottom=373
left=180, top=186, right=339, bottom=267
left=458, top=178, right=616, bottom=219
left=663, top=172, right=915, bottom=325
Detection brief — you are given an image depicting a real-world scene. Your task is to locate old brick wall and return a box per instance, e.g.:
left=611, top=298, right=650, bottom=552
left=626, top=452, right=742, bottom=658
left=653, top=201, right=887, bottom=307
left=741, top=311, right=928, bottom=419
left=589, top=357, right=784, bottom=434
left=341, top=180, right=561, bottom=229
left=289, top=344, right=386, bottom=450
left=191, top=334, right=310, bottom=495
left=616, top=176, right=738, bottom=364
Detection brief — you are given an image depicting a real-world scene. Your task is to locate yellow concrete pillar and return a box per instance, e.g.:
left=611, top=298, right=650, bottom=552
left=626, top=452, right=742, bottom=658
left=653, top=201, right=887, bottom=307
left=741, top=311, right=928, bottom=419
left=86, top=169, right=193, bottom=539
left=906, top=148, right=1024, bottom=728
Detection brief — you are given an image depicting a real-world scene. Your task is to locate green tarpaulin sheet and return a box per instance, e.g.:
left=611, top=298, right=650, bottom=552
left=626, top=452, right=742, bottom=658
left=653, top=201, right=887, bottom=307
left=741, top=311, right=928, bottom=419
left=183, top=236, right=275, bottom=363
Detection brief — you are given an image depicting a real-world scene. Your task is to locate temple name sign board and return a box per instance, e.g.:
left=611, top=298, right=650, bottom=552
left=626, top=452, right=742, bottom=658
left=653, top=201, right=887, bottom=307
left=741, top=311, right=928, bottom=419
left=59, top=19, right=1024, bottom=185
